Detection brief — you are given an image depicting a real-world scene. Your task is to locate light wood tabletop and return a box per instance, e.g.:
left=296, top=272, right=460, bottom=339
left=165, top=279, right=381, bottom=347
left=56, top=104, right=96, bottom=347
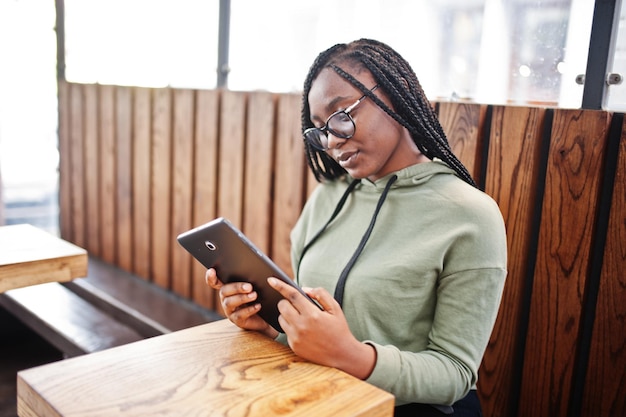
left=0, top=224, right=88, bottom=293
left=17, top=319, right=395, bottom=417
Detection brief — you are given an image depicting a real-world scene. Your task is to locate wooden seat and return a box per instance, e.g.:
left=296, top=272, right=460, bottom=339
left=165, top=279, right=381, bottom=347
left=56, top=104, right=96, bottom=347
left=0, top=282, right=143, bottom=357
left=0, top=256, right=222, bottom=358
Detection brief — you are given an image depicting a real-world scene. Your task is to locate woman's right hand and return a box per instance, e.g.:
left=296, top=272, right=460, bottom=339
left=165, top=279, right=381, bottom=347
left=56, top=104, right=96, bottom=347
left=205, top=268, right=279, bottom=339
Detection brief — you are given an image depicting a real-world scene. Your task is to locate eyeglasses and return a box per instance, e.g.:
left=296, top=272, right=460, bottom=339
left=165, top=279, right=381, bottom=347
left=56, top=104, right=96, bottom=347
left=303, top=85, right=379, bottom=151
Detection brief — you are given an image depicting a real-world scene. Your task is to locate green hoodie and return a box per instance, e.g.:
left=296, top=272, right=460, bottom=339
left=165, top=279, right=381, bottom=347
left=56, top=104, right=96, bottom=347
left=290, top=160, right=507, bottom=406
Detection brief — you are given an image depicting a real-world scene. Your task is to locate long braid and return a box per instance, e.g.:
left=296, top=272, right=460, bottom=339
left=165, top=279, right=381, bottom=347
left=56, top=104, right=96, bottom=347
left=301, top=39, right=476, bottom=187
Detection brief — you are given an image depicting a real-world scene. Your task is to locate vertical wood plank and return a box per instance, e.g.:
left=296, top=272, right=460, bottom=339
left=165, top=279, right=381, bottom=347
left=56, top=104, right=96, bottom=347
left=170, top=89, right=195, bottom=298
left=83, top=83, right=101, bottom=257
left=243, top=91, right=276, bottom=253
left=57, top=80, right=72, bottom=240
left=191, top=89, right=220, bottom=309
left=437, top=102, right=487, bottom=184
left=151, top=88, right=172, bottom=289
left=479, top=106, right=547, bottom=417
left=99, top=85, right=117, bottom=264
left=217, top=91, right=246, bottom=226
left=115, top=86, right=133, bottom=271
left=215, top=90, right=247, bottom=313
left=132, top=87, right=152, bottom=279
left=272, top=93, right=307, bottom=277
left=581, top=122, right=626, bottom=417
left=69, top=83, right=85, bottom=248
left=519, top=109, right=611, bottom=417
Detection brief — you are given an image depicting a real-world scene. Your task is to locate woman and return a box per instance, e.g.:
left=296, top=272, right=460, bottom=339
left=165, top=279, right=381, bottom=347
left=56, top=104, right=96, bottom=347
left=207, top=39, right=507, bottom=416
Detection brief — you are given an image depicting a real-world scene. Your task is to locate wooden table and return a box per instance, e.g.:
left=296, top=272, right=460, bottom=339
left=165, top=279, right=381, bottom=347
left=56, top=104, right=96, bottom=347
left=17, top=319, right=395, bottom=417
left=0, top=224, right=88, bottom=293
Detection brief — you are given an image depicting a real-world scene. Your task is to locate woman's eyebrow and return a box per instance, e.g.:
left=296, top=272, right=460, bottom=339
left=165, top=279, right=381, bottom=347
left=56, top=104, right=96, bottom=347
left=326, top=95, right=350, bottom=111
left=309, top=95, right=351, bottom=122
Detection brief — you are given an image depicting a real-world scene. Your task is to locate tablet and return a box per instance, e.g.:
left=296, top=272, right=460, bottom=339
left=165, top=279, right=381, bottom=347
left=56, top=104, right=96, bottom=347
left=177, top=217, right=318, bottom=332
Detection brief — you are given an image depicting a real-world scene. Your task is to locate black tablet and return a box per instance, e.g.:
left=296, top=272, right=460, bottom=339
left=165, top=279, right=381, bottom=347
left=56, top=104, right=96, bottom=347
left=177, top=217, right=319, bottom=332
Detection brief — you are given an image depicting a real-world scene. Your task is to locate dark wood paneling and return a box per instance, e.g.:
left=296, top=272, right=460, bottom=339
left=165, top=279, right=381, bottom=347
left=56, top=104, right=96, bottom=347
left=438, top=102, right=487, bottom=183
left=581, top=120, right=626, bottom=417
left=56, top=84, right=626, bottom=417
left=519, top=109, right=611, bottom=417
left=480, top=106, right=548, bottom=417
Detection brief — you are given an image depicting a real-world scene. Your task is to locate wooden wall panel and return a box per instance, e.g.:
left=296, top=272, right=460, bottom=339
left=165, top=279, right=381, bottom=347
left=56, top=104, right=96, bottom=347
left=99, top=85, right=116, bottom=264
left=243, top=92, right=275, bottom=254
left=170, top=89, right=195, bottom=298
left=83, top=84, right=101, bottom=258
left=56, top=85, right=626, bottom=417
left=479, top=106, right=548, bottom=417
left=191, top=89, right=220, bottom=309
left=57, top=81, right=72, bottom=241
left=437, top=102, right=487, bottom=184
left=581, top=123, right=626, bottom=417
left=519, top=109, right=611, bottom=417
left=272, top=93, right=307, bottom=277
left=69, top=83, right=85, bottom=249
left=217, top=91, right=246, bottom=227
left=115, top=87, right=133, bottom=271
left=132, top=87, right=152, bottom=279
left=150, top=88, right=172, bottom=289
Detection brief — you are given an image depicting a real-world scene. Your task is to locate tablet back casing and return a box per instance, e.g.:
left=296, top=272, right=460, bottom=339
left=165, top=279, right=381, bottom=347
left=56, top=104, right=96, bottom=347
left=177, top=217, right=294, bottom=332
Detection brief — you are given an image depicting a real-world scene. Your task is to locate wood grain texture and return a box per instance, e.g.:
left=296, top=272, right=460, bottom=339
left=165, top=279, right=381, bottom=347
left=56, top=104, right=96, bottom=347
left=0, top=224, right=88, bottom=292
left=581, top=121, right=626, bottom=417
left=150, top=88, right=172, bottom=289
left=437, top=102, right=487, bottom=183
left=191, top=89, right=219, bottom=309
left=170, top=88, right=196, bottom=298
left=115, top=87, right=133, bottom=271
left=479, top=106, right=547, bottom=417
left=17, top=320, right=394, bottom=417
left=69, top=83, right=85, bottom=249
left=272, top=93, right=307, bottom=277
left=519, top=109, right=611, bottom=417
left=217, top=90, right=246, bottom=226
left=57, top=81, right=72, bottom=241
left=132, top=87, right=152, bottom=279
left=98, top=85, right=117, bottom=264
left=83, top=84, right=101, bottom=258
left=1, top=282, right=143, bottom=356
left=243, top=91, right=275, bottom=255
left=55, top=86, right=626, bottom=417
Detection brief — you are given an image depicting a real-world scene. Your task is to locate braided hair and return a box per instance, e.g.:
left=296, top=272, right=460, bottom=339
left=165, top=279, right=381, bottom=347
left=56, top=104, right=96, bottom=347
left=301, top=38, right=476, bottom=187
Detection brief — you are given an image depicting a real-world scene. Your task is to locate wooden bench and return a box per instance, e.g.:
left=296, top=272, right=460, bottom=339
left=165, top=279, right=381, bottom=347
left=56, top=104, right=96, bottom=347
left=0, top=256, right=222, bottom=358
left=56, top=83, right=626, bottom=417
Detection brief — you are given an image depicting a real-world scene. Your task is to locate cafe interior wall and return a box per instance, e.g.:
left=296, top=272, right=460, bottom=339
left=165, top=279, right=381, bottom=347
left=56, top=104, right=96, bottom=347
left=1, top=0, right=622, bottom=237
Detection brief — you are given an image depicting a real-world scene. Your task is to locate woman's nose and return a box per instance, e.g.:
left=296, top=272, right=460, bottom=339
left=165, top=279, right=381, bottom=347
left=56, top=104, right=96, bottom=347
left=325, top=131, right=347, bottom=150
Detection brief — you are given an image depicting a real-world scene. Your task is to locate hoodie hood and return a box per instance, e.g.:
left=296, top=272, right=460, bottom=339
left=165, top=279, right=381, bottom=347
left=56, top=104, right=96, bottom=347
left=355, top=160, right=459, bottom=192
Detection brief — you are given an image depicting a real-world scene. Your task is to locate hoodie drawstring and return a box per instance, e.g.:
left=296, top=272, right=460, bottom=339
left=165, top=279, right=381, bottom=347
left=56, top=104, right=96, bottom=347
left=296, top=175, right=398, bottom=307
left=334, top=175, right=397, bottom=306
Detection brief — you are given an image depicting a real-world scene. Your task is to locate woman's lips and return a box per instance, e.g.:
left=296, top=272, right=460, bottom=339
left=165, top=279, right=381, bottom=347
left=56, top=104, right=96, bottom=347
left=337, top=150, right=358, bottom=168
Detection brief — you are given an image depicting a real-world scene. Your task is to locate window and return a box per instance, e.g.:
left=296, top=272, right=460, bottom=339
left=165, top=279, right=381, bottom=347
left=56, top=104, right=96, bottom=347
left=62, top=0, right=596, bottom=109
left=64, top=0, right=219, bottom=88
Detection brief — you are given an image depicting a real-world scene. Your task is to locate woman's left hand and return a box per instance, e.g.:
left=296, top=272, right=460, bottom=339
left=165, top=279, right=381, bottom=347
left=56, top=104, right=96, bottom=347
left=267, top=277, right=376, bottom=380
